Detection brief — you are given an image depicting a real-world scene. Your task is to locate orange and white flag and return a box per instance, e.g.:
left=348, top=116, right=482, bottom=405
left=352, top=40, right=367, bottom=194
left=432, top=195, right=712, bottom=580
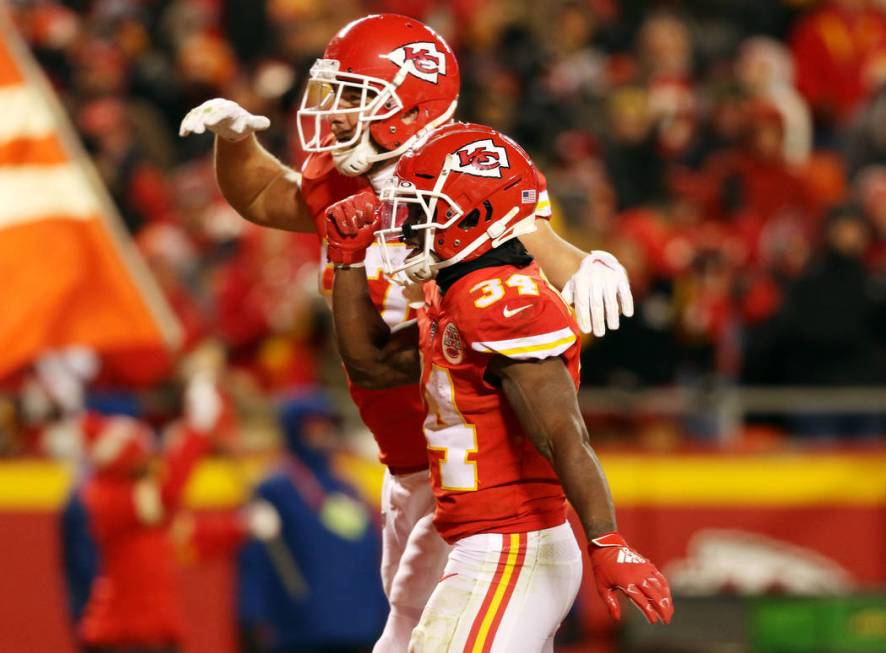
left=0, top=8, right=181, bottom=380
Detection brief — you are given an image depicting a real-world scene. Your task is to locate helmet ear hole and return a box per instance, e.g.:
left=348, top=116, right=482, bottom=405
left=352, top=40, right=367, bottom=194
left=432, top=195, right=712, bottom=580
left=457, top=209, right=480, bottom=231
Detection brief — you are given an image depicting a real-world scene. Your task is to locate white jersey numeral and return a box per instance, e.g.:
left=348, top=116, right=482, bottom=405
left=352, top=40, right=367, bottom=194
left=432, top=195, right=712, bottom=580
left=423, top=365, right=478, bottom=491
left=506, top=273, right=539, bottom=296
left=470, top=274, right=540, bottom=308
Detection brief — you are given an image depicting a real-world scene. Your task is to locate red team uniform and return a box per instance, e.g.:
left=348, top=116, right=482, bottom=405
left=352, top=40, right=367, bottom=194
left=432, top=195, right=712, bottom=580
left=181, top=11, right=665, bottom=651
left=301, top=144, right=556, bottom=651
left=411, top=263, right=584, bottom=652
left=301, top=149, right=429, bottom=475
left=418, top=263, right=577, bottom=543
left=78, top=419, right=211, bottom=651
left=325, top=117, right=673, bottom=650
left=300, top=148, right=449, bottom=650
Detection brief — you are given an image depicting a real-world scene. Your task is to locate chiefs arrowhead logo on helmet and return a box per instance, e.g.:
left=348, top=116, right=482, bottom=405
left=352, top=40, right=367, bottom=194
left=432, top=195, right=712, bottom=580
left=382, top=41, right=447, bottom=84
left=450, top=139, right=511, bottom=178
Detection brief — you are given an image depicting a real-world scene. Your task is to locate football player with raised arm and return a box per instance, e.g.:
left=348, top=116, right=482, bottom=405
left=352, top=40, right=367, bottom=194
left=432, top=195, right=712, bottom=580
left=179, top=14, right=634, bottom=650
left=327, top=122, right=672, bottom=652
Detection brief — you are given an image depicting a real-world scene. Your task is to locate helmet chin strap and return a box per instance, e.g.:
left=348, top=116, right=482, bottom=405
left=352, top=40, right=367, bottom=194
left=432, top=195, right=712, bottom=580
left=331, top=100, right=459, bottom=177
left=331, top=129, right=379, bottom=177
left=403, top=252, right=439, bottom=283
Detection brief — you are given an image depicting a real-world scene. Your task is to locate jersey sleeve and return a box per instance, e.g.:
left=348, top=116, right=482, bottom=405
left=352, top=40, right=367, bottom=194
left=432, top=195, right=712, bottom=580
left=457, top=284, right=577, bottom=362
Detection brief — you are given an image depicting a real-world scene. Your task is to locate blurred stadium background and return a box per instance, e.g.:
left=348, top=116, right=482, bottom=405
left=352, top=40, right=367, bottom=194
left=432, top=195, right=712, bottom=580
left=1, top=0, right=886, bottom=651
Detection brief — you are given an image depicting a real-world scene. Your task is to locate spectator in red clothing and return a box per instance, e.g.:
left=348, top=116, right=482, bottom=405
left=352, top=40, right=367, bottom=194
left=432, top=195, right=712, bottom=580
left=789, top=0, right=886, bottom=126
left=76, top=375, right=224, bottom=653
left=701, top=101, right=810, bottom=228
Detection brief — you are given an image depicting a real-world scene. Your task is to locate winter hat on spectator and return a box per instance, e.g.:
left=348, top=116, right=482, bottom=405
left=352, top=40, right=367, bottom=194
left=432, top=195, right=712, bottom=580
left=81, top=412, right=152, bottom=475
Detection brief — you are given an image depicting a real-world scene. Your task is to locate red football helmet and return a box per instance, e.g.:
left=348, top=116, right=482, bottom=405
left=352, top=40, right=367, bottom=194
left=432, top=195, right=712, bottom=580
left=376, top=122, right=541, bottom=283
left=297, top=14, right=460, bottom=177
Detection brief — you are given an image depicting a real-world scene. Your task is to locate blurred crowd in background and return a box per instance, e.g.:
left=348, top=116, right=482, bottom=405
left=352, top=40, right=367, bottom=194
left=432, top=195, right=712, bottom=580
left=4, top=0, right=886, bottom=452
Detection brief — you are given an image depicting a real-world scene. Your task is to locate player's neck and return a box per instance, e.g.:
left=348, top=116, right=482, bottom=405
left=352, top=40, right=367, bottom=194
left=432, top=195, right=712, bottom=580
left=435, top=239, right=533, bottom=294
left=366, top=159, right=398, bottom=194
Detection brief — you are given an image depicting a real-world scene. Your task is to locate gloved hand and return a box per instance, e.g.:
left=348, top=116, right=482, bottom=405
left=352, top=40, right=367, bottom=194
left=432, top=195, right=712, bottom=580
left=561, top=250, right=634, bottom=337
left=589, top=532, right=674, bottom=625
left=179, top=98, right=271, bottom=142
left=326, top=191, right=381, bottom=267
left=327, top=189, right=380, bottom=236
left=184, top=373, right=224, bottom=434
left=246, top=500, right=282, bottom=541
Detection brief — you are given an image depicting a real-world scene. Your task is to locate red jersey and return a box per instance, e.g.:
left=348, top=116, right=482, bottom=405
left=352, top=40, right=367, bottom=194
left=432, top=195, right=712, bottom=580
left=300, top=152, right=554, bottom=473
left=418, top=261, right=580, bottom=543
left=301, top=151, right=427, bottom=473
left=79, top=431, right=209, bottom=647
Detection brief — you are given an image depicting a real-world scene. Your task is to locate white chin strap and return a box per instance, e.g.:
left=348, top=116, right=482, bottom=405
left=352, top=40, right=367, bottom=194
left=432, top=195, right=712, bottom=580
left=331, top=100, right=458, bottom=177
left=331, top=129, right=379, bottom=177
left=403, top=252, right=439, bottom=283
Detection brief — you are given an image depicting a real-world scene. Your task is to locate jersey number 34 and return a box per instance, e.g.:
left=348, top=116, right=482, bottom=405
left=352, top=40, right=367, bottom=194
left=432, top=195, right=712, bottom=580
left=423, top=366, right=478, bottom=491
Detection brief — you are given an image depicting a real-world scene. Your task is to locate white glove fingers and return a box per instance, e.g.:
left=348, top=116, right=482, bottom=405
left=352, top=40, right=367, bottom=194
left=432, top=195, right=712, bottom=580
left=180, top=112, right=205, bottom=136
left=591, top=278, right=606, bottom=337
left=178, top=113, right=194, bottom=137
left=618, top=270, right=635, bottom=317
left=560, top=281, right=574, bottom=306
left=249, top=115, right=271, bottom=132
left=574, top=272, right=594, bottom=333
left=202, top=109, right=229, bottom=128
left=179, top=99, right=270, bottom=142
left=229, top=114, right=248, bottom=135
left=603, top=277, right=620, bottom=331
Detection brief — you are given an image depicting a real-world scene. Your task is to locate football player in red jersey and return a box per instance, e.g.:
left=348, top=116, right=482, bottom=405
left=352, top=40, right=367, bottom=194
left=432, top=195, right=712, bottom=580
left=179, top=14, right=633, bottom=650
left=328, top=123, right=673, bottom=651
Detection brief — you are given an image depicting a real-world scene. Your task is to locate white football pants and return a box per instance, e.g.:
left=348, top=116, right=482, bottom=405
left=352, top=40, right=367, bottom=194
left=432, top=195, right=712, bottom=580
left=409, top=521, right=582, bottom=653
left=374, top=468, right=451, bottom=653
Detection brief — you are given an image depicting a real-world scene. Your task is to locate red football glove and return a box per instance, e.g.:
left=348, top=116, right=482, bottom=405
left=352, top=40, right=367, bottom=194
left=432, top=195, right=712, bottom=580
left=589, top=532, right=674, bottom=625
left=325, top=190, right=380, bottom=266
left=328, top=189, right=379, bottom=236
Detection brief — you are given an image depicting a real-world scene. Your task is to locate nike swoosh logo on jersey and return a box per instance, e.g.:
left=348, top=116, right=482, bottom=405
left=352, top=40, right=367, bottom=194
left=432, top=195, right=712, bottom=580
left=439, top=572, right=459, bottom=582
left=503, top=304, right=532, bottom=318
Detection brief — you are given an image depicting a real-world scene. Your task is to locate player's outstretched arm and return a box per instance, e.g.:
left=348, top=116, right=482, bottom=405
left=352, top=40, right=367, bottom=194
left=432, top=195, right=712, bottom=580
left=327, top=200, right=420, bottom=389
left=521, top=221, right=634, bottom=337
left=179, top=99, right=313, bottom=233
left=491, top=356, right=673, bottom=625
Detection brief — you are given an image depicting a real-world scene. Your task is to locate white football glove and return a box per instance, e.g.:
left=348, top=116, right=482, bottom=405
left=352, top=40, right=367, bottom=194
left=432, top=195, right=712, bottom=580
left=178, top=98, right=270, bottom=142
left=562, top=250, right=634, bottom=337
left=247, top=500, right=282, bottom=541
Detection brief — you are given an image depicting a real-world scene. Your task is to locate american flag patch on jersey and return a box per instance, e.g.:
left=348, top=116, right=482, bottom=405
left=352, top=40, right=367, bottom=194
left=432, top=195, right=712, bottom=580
left=521, top=189, right=537, bottom=204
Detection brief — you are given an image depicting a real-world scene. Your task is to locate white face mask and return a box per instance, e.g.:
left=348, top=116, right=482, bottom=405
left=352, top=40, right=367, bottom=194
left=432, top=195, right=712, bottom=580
left=374, top=157, right=463, bottom=285
left=297, top=58, right=458, bottom=177
left=297, top=59, right=403, bottom=155
left=375, top=155, right=536, bottom=285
